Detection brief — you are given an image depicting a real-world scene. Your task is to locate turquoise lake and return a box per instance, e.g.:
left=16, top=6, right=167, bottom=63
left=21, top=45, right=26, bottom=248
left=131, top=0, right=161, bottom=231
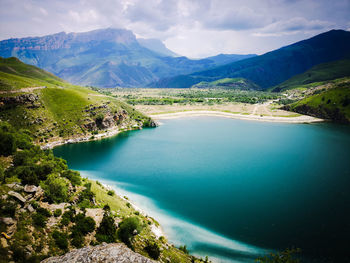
left=53, top=117, right=350, bottom=262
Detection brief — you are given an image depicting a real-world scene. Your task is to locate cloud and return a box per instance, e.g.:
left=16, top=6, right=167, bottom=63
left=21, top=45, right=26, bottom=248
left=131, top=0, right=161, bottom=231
left=254, top=17, right=334, bottom=37
left=202, top=6, right=271, bottom=31
left=0, top=0, right=349, bottom=57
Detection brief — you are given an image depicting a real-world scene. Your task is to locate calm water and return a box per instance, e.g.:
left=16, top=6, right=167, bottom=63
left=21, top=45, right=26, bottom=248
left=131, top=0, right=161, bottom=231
left=54, top=117, right=350, bottom=262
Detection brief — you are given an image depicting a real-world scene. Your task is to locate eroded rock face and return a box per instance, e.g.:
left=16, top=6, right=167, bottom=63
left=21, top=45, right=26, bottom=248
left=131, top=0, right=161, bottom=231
left=0, top=93, right=39, bottom=105
left=41, top=243, right=155, bottom=263
left=24, top=185, right=38, bottom=193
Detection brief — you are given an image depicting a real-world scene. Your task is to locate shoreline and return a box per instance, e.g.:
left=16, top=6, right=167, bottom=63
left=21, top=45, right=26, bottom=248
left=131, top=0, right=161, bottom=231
left=42, top=125, right=141, bottom=150
left=88, top=177, right=166, bottom=239
left=150, top=110, right=324, bottom=123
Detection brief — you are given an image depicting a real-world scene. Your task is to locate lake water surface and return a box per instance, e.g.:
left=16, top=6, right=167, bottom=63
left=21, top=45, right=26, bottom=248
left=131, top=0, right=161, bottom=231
left=54, top=117, right=350, bottom=262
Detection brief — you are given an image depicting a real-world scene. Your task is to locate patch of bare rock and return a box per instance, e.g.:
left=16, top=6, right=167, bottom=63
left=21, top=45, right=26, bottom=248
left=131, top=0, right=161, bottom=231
left=41, top=243, right=156, bottom=263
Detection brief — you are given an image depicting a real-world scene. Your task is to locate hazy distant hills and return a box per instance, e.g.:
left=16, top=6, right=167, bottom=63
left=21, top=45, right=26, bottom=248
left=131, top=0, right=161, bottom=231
left=0, top=28, right=255, bottom=88
left=152, top=30, right=350, bottom=89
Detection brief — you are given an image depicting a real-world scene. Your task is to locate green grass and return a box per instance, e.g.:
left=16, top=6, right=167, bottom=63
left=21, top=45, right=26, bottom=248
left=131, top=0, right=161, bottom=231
left=288, top=79, right=350, bottom=122
left=0, top=57, right=151, bottom=143
left=90, top=180, right=135, bottom=217
left=0, top=57, right=65, bottom=90
left=192, top=77, right=259, bottom=90
left=272, top=59, right=350, bottom=92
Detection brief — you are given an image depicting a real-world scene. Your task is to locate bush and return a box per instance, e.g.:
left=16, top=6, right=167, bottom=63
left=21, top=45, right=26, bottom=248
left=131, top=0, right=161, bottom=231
left=179, top=245, right=189, bottom=254
left=36, top=207, right=51, bottom=217
left=40, top=174, right=69, bottom=203
left=61, top=210, right=75, bottom=226
left=32, top=213, right=47, bottom=228
left=144, top=241, right=160, bottom=260
left=107, top=190, right=115, bottom=196
left=0, top=199, right=16, bottom=217
left=52, top=230, right=68, bottom=250
left=54, top=209, right=62, bottom=217
left=70, top=233, right=84, bottom=248
left=73, top=213, right=96, bottom=235
left=78, top=183, right=95, bottom=208
left=62, top=170, right=81, bottom=186
left=117, top=216, right=143, bottom=248
left=0, top=131, right=16, bottom=156
left=95, top=212, right=117, bottom=243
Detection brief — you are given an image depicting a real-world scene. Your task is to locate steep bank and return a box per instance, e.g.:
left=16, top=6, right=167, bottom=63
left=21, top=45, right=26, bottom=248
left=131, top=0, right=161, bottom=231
left=283, top=78, right=350, bottom=123
left=0, top=57, right=155, bottom=146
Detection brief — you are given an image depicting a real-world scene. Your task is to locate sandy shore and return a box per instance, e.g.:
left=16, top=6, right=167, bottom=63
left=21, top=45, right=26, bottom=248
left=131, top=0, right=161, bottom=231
left=150, top=110, right=324, bottom=123
left=96, top=180, right=165, bottom=239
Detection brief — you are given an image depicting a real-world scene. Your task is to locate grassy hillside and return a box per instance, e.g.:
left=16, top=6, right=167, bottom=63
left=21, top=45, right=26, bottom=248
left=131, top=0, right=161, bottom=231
left=272, top=59, right=350, bottom=92
left=0, top=57, right=64, bottom=91
left=0, top=57, right=153, bottom=145
left=152, top=30, right=350, bottom=89
left=192, top=77, right=260, bottom=90
left=285, top=78, right=350, bottom=123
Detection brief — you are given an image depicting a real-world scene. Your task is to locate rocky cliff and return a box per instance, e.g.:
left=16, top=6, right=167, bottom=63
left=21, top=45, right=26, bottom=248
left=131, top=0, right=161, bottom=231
left=41, top=243, right=155, bottom=263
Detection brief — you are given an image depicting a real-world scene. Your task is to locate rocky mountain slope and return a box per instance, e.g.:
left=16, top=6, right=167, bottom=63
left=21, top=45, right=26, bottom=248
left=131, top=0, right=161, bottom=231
left=41, top=243, right=155, bottom=263
left=0, top=28, right=255, bottom=88
left=0, top=57, right=154, bottom=146
left=152, top=30, right=350, bottom=89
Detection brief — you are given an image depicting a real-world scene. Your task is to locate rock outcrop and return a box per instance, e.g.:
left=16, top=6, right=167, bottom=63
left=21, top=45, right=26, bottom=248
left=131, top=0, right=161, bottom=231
left=41, top=243, right=155, bottom=263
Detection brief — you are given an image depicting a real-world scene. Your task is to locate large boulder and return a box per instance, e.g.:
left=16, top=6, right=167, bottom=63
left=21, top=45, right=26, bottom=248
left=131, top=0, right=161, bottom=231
left=24, top=185, right=38, bottom=193
left=8, top=191, right=26, bottom=203
left=41, top=243, right=155, bottom=263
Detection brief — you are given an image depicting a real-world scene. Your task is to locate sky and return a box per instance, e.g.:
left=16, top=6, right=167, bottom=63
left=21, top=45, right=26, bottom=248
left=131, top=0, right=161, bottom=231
left=0, top=0, right=349, bottom=58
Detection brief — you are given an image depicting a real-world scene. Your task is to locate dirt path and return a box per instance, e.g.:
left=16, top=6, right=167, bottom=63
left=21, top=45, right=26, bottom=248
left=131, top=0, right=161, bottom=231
left=0, top=86, right=47, bottom=94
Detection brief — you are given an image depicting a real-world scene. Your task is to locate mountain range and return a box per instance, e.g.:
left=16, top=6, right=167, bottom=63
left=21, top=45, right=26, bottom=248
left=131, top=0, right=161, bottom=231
left=0, top=28, right=255, bottom=88
left=152, top=30, right=350, bottom=89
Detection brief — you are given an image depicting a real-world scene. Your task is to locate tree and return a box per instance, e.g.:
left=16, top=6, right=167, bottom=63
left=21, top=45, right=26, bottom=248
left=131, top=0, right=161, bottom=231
left=117, top=216, right=143, bottom=248
left=0, top=131, right=16, bottom=156
left=95, top=211, right=117, bottom=243
left=41, top=174, right=69, bottom=203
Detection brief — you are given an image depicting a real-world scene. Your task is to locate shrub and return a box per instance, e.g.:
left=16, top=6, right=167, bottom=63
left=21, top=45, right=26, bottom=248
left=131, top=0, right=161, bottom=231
left=70, top=233, right=84, bottom=248
left=61, top=210, right=75, bottom=226
left=107, top=190, right=115, bottom=196
left=179, top=245, right=189, bottom=254
left=78, top=183, right=95, bottom=208
left=0, top=131, right=16, bottom=156
left=62, top=170, right=81, bottom=186
left=54, top=209, right=62, bottom=217
left=0, top=199, right=16, bottom=217
left=73, top=213, right=96, bottom=235
left=52, top=230, right=68, bottom=250
left=117, top=216, right=143, bottom=248
left=95, top=212, right=117, bottom=243
left=144, top=241, right=160, bottom=260
left=36, top=207, right=51, bottom=217
left=32, top=213, right=47, bottom=228
left=40, top=174, right=69, bottom=203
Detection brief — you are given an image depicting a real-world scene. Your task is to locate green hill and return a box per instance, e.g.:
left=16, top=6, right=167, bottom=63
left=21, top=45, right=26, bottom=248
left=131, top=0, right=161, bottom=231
left=192, top=77, right=260, bottom=90
left=284, top=78, right=350, bottom=123
left=272, top=59, right=350, bottom=92
left=0, top=57, right=153, bottom=144
left=152, top=30, right=350, bottom=89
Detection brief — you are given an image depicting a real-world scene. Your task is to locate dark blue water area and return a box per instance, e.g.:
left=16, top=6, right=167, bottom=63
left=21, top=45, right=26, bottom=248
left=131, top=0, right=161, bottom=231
left=53, top=117, right=350, bottom=262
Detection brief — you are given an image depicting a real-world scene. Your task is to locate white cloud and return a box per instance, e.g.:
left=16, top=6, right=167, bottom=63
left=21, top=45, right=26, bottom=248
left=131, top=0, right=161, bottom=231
left=0, top=0, right=349, bottom=57
left=254, top=17, right=334, bottom=37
